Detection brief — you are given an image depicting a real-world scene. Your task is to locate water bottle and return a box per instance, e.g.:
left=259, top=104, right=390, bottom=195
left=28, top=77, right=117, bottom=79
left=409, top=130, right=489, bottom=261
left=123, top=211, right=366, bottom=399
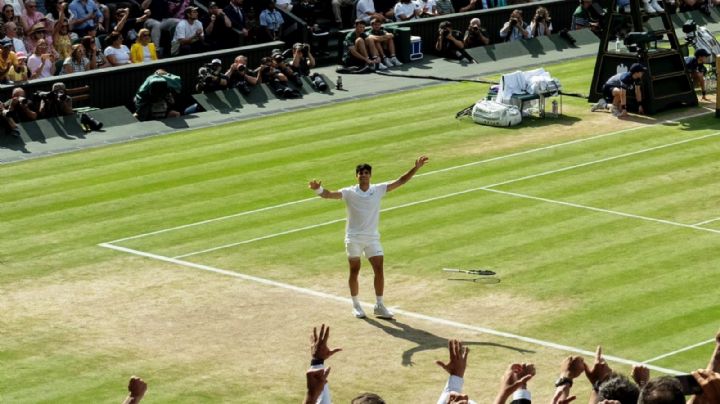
left=551, top=100, right=558, bottom=118
left=615, top=37, right=620, bottom=52
left=336, top=75, right=343, bottom=90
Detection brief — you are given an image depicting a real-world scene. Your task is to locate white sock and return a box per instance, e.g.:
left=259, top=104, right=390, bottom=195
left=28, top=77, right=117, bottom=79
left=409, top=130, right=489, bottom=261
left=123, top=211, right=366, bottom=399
left=376, top=296, right=384, bottom=305
left=351, top=296, right=361, bottom=307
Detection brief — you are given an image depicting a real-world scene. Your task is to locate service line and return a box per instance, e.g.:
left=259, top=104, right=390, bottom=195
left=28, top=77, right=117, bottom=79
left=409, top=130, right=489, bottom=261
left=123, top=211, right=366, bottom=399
left=172, top=131, right=720, bottom=258
left=105, top=110, right=713, bottom=245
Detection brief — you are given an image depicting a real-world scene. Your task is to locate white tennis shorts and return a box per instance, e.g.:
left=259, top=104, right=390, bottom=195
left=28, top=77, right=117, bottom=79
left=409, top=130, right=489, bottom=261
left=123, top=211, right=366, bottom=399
left=345, top=237, right=384, bottom=258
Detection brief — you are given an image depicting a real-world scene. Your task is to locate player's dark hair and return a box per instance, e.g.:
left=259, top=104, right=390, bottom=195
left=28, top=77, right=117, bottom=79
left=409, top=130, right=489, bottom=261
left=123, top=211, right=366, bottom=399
left=356, top=163, right=372, bottom=174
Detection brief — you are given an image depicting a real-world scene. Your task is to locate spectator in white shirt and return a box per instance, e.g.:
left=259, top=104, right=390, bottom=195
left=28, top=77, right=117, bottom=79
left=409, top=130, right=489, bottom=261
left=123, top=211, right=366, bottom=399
left=415, top=0, right=438, bottom=17
left=394, top=0, right=418, bottom=21
left=171, top=6, right=206, bottom=56
left=103, top=31, right=131, bottom=66
left=356, top=0, right=385, bottom=24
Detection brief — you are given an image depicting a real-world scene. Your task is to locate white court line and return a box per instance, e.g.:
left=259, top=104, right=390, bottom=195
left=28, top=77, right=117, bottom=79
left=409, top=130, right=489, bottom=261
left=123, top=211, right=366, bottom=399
left=106, top=110, right=713, bottom=245
left=481, top=188, right=720, bottom=236
left=485, top=131, right=720, bottom=189
left=644, top=338, right=716, bottom=364
left=694, top=217, right=720, bottom=226
left=172, top=131, right=720, bottom=258
left=99, top=242, right=684, bottom=375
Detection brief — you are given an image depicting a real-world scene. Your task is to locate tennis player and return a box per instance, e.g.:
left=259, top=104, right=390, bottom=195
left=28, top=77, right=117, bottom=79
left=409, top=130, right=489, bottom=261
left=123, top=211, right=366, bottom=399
left=308, top=156, right=429, bottom=319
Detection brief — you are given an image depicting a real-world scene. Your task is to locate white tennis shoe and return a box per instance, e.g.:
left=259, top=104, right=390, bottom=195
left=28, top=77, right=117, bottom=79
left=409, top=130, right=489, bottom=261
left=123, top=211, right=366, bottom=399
left=373, top=303, right=394, bottom=319
left=352, top=305, right=366, bottom=318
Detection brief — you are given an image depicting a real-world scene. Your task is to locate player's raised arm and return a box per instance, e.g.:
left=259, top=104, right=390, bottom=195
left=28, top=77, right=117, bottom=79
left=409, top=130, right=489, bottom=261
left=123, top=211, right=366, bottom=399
left=309, top=179, right=342, bottom=199
left=387, top=156, right=428, bottom=192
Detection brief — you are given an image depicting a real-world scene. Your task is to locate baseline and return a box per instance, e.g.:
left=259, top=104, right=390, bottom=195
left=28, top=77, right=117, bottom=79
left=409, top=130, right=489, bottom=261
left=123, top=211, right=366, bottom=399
left=170, top=131, right=720, bottom=258
left=105, top=110, right=713, bottom=245
left=643, top=338, right=717, bottom=364
left=99, top=242, right=684, bottom=375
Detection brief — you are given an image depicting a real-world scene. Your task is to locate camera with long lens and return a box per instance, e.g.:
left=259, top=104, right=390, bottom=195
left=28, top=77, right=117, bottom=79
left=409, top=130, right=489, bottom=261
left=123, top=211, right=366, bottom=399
left=469, top=25, right=479, bottom=32
left=80, top=112, right=103, bottom=131
left=441, top=28, right=450, bottom=37
left=510, top=18, right=518, bottom=26
left=310, top=72, right=327, bottom=91
left=535, top=15, right=544, bottom=23
left=37, top=90, right=68, bottom=103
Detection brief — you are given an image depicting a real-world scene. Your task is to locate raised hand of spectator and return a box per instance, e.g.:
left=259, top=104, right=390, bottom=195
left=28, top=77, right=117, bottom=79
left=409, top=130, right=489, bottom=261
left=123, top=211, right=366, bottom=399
left=585, top=346, right=612, bottom=386
left=492, top=363, right=535, bottom=404
left=303, top=366, right=331, bottom=404
left=708, top=329, right=720, bottom=371
left=692, top=369, right=720, bottom=402
left=122, top=376, right=147, bottom=404
left=447, top=391, right=470, bottom=403
left=310, top=323, right=342, bottom=361
left=632, top=364, right=650, bottom=388
left=435, top=339, right=469, bottom=378
left=560, top=355, right=585, bottom=379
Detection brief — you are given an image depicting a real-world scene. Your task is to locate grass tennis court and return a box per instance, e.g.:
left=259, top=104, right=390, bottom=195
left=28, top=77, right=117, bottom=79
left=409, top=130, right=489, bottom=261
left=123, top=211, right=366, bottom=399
left=1, top=57, right=719, bottom=403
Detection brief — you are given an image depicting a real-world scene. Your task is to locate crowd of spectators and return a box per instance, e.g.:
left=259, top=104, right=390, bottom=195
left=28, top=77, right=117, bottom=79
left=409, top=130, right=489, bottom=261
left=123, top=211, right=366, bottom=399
left=298, top=325, right=720, bottom=404
left=116, top=325, right=720, bottom=403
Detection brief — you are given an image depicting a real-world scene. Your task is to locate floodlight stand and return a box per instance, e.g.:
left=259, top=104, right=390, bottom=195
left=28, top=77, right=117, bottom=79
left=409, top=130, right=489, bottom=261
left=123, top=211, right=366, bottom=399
left=588, top=0, right=698, bottom=114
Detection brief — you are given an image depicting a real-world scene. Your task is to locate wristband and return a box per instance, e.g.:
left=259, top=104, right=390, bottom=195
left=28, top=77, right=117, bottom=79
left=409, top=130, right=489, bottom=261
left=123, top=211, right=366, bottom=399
left=554, top=376, right=573, bottom=388
left=310, top=358, right=324, bottom=366
left=314, top=186, right=324, bottom=195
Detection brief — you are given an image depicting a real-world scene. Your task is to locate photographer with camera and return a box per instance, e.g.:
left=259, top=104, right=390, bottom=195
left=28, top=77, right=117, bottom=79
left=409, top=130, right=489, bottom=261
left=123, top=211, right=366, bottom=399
left=499, top=9, right=528, bottom=42
left=5, top=87, right=38, bottom=122
left=592, top=63, right=646, bottom=118
left=134, top=69, right=182, bottom=121
left=528, top=6, right=552, bottom=38
left=38, top=82, right=74, bottom=118
left=463, top=18, right=490, bottom=48
left=225, top=54, right=260, bottom=95
left=435, top=21, right=476, bottom=63
left=257, top=56, right=300, bottom=98
left=685, top=48, right=711, bottom=101
left=290, top=42, right=316, bottom=76
left=195, top=58, right=229, bottom=93
left=272, top=51, right=303, bottom=87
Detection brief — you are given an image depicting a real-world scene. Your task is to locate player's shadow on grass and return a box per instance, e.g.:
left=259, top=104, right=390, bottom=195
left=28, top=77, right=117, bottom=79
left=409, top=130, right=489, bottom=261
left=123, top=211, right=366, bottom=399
left=363, top=317, right=534, bottom=366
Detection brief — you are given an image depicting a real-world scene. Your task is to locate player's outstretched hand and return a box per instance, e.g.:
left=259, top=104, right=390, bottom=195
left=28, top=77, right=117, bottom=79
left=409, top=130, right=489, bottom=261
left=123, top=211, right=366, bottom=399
left=311, top=323, right=342, bottom=361
left=308, top=179, right=321, bottom=190
left=435, top=339, right=468, bottom=378
left=415, top=156, right=429, bottom=169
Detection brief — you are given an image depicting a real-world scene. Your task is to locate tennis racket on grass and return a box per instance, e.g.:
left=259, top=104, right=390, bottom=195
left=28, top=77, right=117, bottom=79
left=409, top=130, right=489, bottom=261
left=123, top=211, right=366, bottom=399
left=442, top=268, right=496, bottom=276
left=447, top=277, right=501, bottom=284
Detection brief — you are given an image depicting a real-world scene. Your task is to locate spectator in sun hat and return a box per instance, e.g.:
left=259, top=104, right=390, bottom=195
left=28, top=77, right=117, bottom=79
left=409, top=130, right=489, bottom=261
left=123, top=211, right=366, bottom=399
left=25, top=21, right=54, bottom=55
left=685, top=48, right=711, bottom=101
left=6, top=50, right=29, bottom=82
left=0, top=37, right=20, bottom=83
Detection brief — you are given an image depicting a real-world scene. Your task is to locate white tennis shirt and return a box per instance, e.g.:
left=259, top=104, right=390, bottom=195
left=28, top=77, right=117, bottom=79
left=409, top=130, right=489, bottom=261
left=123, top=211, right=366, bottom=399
left=340, top=183, right=388, bottom=239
